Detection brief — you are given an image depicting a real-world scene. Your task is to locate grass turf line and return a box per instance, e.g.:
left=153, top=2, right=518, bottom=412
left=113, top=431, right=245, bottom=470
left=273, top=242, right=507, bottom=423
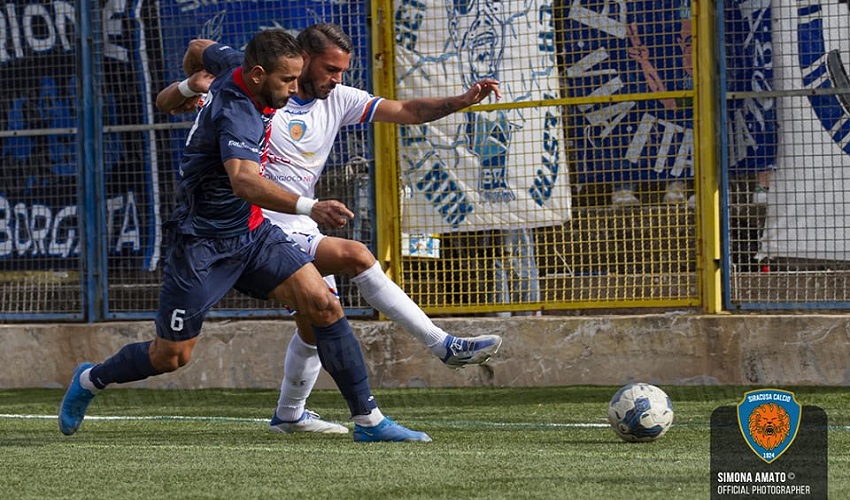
left=0, top=386, right=848, bottom=500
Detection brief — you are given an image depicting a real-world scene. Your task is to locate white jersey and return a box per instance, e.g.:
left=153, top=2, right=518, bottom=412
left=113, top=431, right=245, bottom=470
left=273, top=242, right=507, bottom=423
left=263, top=85, right=383, bottom=234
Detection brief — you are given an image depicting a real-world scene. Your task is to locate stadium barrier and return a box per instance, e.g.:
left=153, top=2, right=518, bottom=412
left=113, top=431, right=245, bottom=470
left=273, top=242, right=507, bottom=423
left=0, top=0, right=848, bottom=322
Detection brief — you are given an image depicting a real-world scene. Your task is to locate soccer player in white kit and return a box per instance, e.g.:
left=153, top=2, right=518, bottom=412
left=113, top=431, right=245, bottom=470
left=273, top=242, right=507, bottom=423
left=158, top=24, right=503, bottom=434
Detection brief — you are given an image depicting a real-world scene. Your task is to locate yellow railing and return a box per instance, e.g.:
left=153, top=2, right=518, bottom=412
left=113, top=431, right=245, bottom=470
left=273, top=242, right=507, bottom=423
left=374, top=0, right=714, bottom=314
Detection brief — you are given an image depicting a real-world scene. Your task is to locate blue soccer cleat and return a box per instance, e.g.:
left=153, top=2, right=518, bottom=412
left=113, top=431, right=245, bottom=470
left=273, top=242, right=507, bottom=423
left=58, top=362, right=96, bottom=436
left=353, top=417, right=432, bottom=443
left=441, top=334, right=503, bottom=368
left=270, top=409, right=349, bottom=434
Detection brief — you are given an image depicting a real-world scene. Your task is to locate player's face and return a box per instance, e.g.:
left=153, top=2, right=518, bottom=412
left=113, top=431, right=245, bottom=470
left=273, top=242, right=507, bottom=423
left=300, top=46, right=351, bottom=100
left=259, top=55, right=303, bottom=109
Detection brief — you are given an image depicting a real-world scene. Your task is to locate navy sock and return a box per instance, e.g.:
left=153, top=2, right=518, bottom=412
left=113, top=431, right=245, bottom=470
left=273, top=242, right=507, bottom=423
left=313, top=317, right=377, bottom=416
left=89, top=341, right=160, bottom=389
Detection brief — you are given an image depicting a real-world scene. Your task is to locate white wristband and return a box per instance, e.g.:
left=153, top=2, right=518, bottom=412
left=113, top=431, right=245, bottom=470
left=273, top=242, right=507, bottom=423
left=177, top=79, right=199, bottom=98
left=295, top=196, right=317, bottom=216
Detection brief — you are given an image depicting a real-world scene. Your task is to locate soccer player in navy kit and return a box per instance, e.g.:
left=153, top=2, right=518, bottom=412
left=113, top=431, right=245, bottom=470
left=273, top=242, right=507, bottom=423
left=158, top=24, right=504, bottom=434
left=59, top=29, right=430, bottom=442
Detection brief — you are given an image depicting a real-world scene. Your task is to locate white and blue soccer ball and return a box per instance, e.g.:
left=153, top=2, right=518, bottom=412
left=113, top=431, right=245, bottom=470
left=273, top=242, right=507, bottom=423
left=607, top=383, right=674, bottom=442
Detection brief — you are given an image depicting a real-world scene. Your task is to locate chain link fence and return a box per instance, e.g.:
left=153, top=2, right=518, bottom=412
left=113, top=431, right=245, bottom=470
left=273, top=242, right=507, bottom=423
left=1, top=1, right=848, bottom=320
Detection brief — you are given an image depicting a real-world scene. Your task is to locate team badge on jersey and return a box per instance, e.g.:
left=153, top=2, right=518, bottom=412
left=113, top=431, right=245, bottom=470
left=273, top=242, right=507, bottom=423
left=289, top=120, right=307, bottom=142
left=737, top=389, right=801, bottom=464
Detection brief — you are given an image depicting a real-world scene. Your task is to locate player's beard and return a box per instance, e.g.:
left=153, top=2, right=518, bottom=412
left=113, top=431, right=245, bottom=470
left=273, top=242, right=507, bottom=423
left=261, top=87, right=291, bottom=109
left=269, top=94, right=291, bottom=109
left=302, top=79, right=334, bottom=100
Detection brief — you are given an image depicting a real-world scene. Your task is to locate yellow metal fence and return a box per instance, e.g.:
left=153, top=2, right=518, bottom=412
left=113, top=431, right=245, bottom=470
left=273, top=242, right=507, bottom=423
left=377, top=0, right=712, bottom=314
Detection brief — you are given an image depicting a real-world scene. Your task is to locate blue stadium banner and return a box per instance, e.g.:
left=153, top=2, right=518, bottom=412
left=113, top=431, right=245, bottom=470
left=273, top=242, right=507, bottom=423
left=725, top=0, right=777, bottom=174
left=562, top=0, right=775, bottom=186
left=562, top=0, right=695, bottom=186
left=0, top=0, right=163, bottom=271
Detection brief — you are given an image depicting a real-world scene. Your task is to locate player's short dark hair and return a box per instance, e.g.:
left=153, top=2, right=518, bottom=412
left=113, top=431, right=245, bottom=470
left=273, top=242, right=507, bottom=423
left=244, top=29, right=301, bottom=72
left=297, top=23, right=353, bottom=56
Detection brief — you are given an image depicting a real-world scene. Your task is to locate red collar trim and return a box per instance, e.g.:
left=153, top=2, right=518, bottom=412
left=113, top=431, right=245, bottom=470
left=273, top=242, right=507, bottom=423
left=232, top=68, right=274, bottom=114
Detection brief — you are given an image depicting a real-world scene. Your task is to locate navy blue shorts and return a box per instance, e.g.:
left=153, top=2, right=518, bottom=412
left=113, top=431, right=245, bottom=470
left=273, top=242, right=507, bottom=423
left=155, top=219, right=312, bottom=341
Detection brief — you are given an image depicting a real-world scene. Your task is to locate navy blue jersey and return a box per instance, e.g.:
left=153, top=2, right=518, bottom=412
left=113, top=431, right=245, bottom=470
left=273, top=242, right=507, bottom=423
left=202, top=43, right=244, bottom=76
left=168, top=44, right=272, bottom=237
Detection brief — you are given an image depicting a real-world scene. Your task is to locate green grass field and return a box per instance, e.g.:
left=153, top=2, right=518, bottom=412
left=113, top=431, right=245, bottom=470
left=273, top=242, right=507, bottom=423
left=1, top=386, right=847, bottom=499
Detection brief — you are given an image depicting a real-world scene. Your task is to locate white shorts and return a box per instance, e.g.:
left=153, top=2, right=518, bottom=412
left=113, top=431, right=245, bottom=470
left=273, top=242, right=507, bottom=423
left=285, top=230, right=325, bottom=257
left=283, top=230, right=338, bottom=314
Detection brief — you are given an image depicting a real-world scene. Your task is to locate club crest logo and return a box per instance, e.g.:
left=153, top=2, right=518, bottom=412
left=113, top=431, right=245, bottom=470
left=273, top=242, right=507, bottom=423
left=289, top=120, right=306, bottom=142
left=737, top=389, right=801, bottom=464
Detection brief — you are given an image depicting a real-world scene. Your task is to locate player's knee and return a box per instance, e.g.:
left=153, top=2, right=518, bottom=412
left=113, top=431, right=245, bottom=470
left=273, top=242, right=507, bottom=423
left=302, top=288, right=344, bottom=325
left=308, top=288, right=337, bottom=312
left=348, top=241, right=377, bottom=274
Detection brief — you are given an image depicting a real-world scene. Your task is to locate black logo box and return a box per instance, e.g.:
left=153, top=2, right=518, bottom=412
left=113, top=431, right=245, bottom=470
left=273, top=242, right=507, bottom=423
left=710, top=406, right=827, bottom=499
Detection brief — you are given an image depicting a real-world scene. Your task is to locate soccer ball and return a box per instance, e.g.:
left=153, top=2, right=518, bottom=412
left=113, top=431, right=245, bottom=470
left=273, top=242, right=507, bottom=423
left=607, top=383, right=674, bottom=442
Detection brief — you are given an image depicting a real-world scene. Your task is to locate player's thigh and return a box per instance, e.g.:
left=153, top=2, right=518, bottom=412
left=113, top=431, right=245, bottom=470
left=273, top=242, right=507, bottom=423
left=313, top=236, right=376, bottom=277
left=272, top=265, right=345, bottom=328
left=156, top=234, right=247, bottom=341
left=285, top=232, right=339, bottom=292
left=234, top=221, right=315, bottom=302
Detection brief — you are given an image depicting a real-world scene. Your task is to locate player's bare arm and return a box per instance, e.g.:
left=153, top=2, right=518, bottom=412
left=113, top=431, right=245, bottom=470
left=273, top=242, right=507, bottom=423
left=156, top=70, right=215, bottom=115
left=373, top=78, right=501, bottom=124
left=155, top=81, right=197, bottom=114
left=156, top=40, right=218, bottom=115
left=183, top=39, right=217, bottom=76
left=224, top=158, right=353, bottom=228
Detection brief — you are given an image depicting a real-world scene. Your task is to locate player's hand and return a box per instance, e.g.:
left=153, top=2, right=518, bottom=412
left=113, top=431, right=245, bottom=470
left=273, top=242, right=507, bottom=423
left=164, top=70, right=215, bottom=115
left=464, top=78, right=501, bottom=106
left=188, top=69, right=214, bottom=94
left=309, top=200, right=354, bottom=229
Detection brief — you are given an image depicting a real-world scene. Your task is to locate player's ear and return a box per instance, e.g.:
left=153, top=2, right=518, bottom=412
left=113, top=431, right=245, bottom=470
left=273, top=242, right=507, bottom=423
left=248, top=65, right=265, bottom=85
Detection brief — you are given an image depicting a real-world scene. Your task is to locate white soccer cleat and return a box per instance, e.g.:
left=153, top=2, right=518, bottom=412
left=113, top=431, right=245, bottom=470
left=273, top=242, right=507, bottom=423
left=441, top=334, right=503, bottom=368
left=269, top=409, right=349, bottom=434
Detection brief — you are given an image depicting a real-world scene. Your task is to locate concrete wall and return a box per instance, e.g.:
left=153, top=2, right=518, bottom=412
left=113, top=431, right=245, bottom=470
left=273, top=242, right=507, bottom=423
left=2, top=314, right=849, bottom=389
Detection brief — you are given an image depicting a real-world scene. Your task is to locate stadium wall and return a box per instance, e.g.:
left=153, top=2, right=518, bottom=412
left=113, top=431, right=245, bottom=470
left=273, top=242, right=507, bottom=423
left=3, top=315, right=849, bottom=389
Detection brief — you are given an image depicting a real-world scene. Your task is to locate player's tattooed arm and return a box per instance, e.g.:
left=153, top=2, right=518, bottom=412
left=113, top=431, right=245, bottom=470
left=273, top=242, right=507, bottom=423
left=373, top=78, right=501, bottom=124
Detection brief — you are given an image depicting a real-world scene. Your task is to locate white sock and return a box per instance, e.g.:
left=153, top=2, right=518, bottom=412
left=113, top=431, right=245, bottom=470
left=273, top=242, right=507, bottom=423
left=275, top=332, right=321, bottom=422
left=79, top=367, right=101, bottom=394
left=350, top=262, right=450, bottom=357
left=353, top=407, right=385, bottom=428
